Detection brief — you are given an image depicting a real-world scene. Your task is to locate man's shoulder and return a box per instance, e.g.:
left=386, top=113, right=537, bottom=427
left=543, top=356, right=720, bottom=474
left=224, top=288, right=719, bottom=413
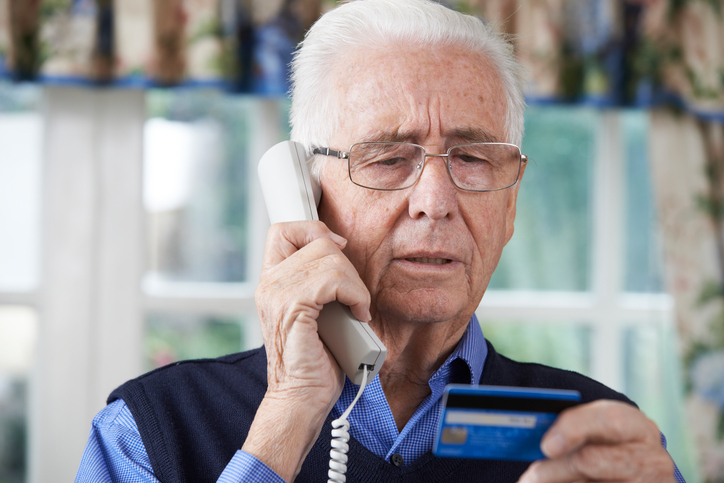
left=482, top=340, right=634, bottom=405
left=108, top=346, right=268, bottom=405
left=141, top=345, right=267, bottom=377
left=106, top=347, right=269, bottom=482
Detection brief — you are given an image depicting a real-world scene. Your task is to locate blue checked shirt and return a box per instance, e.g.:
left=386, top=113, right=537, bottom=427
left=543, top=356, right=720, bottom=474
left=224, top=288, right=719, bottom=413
left=75, top=315, right=686, bottom=482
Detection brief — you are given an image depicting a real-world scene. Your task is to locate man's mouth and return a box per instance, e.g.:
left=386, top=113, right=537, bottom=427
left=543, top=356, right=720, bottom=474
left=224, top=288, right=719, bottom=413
left=405, top=257, right=452, bottom=265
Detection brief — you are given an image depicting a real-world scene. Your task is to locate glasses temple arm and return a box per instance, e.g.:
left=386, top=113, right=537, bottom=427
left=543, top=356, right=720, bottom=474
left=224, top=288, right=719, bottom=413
left=312, top=147, right=350, bottom=159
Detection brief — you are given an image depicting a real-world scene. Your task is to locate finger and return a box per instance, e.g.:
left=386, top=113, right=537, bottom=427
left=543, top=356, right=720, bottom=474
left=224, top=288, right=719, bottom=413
left=258, top=238, right=371, bottom=322
left=289, top=245, right=372, bottom=322
left=263, top=220, right=347, bottom=268
left=541, top=400, right=660, bottom=458
left=264, top=238, right=371, bottom=321
left=518, top=459, right=608, bottom=483
left=518, top=441, right=676, bottom=483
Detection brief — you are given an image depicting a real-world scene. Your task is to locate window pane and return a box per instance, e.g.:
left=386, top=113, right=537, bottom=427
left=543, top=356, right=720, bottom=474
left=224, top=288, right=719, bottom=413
left=490, top=106, right=595, bottom=291
left=144, top=89, right=289, bottom=283
left=0, top=306, right=38, bottom=483
left=145, top=312, right=252, bottom=370
left=623, top=322, right=698, bottom=482
left=622, top=110, right=664, bottom=293
left=0, top=82, right=42, bottom=291
left=479, top=319, right=591, bottom=376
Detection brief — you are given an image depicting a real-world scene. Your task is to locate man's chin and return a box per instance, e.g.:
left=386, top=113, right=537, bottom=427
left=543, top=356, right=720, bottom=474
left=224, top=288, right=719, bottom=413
left=374, top=290, right=470, bottom=325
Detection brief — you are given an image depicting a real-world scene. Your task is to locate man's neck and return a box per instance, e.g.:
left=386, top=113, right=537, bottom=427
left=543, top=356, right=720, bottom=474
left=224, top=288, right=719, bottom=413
left=373, top=317, right=469, bottom=431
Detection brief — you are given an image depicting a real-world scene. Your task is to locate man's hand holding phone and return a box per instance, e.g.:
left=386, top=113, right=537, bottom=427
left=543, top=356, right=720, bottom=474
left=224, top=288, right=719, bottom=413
left=242, top=220, right=371, bottom=482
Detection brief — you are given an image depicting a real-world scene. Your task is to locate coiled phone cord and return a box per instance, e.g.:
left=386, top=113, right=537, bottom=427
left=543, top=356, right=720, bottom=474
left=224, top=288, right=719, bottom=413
left=327, top=365, right=371, bottom=483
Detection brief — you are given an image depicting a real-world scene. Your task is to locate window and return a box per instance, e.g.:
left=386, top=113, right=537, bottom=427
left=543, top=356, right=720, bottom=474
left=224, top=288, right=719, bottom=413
left=142, top=90, right=291, bottom=369
left=490, top=106, right=596, bottom=292
left=145, top=89, right=257, bottom=285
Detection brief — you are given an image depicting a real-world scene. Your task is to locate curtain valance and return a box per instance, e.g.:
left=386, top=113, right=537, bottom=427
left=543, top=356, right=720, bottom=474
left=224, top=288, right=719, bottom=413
left=0, top=0, right=721, bottom=120
left=0, top=0, right=323, bottom=94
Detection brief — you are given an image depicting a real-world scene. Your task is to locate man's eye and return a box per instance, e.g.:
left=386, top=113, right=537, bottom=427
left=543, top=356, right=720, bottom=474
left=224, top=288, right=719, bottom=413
left=457, top=155, right=488, bottom=164
left=377, top=157, right=406, bottom=166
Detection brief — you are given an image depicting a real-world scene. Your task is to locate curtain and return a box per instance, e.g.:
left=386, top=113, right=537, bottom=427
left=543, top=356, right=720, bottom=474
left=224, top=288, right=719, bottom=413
left=650, top=111, right=724, bottom=482
left=0, top=0, right=322, bottom=93
left=642, top=2, right=724, bottom=481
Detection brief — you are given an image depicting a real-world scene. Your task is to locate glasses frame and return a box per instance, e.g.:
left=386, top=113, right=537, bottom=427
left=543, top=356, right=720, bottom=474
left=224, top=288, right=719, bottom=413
left=313, top=141, right=528, bottom=192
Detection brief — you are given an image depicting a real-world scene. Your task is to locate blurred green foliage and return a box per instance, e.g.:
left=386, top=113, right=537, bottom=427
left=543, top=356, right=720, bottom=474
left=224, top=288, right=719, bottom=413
left=490, top=106, right=595, bottom=291
left=480, top=320, right=590, bottom=375
left=145, top=313, right=244, bottom=370
left=0, top=379, right=26, bottom=483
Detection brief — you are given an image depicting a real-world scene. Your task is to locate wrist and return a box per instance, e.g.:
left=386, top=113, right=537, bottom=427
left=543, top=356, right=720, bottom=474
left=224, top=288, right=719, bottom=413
left=242, top=392, right=335, bottom=482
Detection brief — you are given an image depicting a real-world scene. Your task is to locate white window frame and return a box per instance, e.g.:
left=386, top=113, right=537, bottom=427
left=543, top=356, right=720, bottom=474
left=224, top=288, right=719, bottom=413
left=0, top=89, right=673, bottom=482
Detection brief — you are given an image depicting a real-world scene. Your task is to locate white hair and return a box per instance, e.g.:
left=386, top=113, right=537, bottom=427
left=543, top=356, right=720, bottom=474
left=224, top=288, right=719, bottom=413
left=289, top=0, right=526, bottom=177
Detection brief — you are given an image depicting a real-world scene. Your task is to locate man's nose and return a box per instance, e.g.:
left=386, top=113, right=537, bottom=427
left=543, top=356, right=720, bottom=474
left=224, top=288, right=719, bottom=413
left=407, top=154, right=458, bottom=221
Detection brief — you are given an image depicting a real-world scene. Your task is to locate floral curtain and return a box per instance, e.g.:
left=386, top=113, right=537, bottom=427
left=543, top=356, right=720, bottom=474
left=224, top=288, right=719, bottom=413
left=641, top=3, right=724, bottom=481
left=649, top=110, right=724, bottom=482
left=0, top=0, right=323, bottom=93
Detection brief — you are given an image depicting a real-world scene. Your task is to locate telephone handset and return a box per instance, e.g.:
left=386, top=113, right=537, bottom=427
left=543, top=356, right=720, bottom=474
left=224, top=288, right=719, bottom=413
left=258, top=140, right=387, bottom=385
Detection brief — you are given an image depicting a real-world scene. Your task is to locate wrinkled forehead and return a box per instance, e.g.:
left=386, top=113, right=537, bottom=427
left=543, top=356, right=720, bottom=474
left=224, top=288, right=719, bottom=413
left=329, top=44, right=508, bottom=146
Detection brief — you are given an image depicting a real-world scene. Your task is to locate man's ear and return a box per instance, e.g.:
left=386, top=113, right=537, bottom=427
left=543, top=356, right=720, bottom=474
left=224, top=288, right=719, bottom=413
left=504, top=158, right=527, bottom=244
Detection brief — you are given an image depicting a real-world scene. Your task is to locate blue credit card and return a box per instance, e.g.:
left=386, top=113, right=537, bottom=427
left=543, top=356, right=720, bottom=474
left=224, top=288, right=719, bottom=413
left=433, top=385, right=581, bottom=461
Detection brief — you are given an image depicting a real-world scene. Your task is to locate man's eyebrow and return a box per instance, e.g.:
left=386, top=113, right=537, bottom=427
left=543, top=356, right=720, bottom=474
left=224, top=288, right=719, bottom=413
left=358, top=129, right=413, bottom=144
left=447, top=128, right=501, bottom=144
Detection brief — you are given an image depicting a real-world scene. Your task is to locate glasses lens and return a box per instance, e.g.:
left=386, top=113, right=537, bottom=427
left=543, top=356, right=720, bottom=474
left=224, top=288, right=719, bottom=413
left=448, top=143, right=521, bottom=191
left=348, top=143, right=423, bottom=190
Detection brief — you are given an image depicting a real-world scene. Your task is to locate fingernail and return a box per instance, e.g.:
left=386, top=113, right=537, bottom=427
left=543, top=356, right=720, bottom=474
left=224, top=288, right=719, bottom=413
left=330, top=232, right=347, bottom=247
left=518, top=461, right=540, bottom=483
left=541, top=432, right=566, bottom=457
left=517, top=466, right=537, bottom=483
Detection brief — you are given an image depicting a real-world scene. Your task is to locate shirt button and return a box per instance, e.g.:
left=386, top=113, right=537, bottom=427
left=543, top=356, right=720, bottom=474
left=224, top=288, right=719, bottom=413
left=391, top=453, right=404, bottom=467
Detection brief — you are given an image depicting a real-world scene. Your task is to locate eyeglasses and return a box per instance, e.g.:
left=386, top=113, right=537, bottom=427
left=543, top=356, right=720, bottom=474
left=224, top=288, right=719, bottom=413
left=313, top=142, right=527, bottom=192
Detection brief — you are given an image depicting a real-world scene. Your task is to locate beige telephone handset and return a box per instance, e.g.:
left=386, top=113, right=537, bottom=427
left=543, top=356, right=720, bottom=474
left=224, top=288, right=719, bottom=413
left=258, top=141, right=387, bottom=385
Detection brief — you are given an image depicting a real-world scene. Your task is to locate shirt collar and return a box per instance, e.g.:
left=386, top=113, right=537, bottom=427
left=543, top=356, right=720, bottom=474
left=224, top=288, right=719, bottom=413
left=429, top=313, right=487, bottom=386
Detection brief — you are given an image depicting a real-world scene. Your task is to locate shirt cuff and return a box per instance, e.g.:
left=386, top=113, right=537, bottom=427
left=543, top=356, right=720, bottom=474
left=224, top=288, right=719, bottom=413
left=217, top=450, right=286, bottom=483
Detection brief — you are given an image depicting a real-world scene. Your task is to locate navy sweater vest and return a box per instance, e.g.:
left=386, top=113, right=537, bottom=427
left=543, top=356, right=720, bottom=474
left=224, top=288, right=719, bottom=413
left=109, top=341, right=633, bottom=482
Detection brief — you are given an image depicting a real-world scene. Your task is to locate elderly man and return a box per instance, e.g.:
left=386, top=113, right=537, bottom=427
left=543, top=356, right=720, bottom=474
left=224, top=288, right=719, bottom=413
left=76, top=1, right=683, bottom=482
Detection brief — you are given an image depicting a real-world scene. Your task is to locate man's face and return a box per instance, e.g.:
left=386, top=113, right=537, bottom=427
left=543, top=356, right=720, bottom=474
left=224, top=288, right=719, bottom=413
left=318, top=44, right=523, bottom=327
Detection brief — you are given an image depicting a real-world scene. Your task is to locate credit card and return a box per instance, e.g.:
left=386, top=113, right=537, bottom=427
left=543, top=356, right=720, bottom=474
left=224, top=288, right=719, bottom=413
left=433, top=385, right=581, bottom=461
